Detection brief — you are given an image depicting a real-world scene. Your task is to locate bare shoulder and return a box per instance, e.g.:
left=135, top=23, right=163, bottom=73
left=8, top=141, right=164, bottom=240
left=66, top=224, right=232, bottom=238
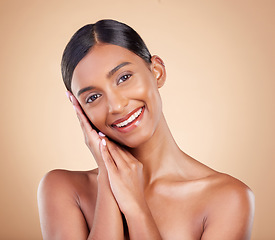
left=37, top=168, right=100, bottom=211
left=39, top=168, right=98, bottom=188
left=179, top=155, right=255, bottom=239
left=201, top=172, right=255, bottom=240
left=38, top=168, right=99, bottom=199
left=205, top=172, right=255, bottom=207
left=185, top=156, right=254, bottom=205
left=37, top=169, right=99, bottom=239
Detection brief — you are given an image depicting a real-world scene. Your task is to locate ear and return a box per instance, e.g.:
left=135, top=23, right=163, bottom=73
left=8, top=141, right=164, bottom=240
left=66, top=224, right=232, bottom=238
left=150, top=55, right=166, bottom=88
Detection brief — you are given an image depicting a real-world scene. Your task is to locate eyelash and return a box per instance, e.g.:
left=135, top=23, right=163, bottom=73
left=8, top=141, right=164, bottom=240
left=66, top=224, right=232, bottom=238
left=85, top=73, right=132, bottom=104
left=86, top=93, right=102, bottom=103
left=117, top=73, right=132, bottom=85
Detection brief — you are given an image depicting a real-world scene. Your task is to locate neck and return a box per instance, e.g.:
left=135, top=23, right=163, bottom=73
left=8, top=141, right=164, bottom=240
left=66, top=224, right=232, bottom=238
left=127, top=113, right=184, bottom=186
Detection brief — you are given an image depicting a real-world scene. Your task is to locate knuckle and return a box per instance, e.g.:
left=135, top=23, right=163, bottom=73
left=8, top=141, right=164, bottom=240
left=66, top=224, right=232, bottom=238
left=129, top=162, right=138, bottom=170
left=138, top=161, right=143, bottom=169
left=109, top=142, right=118, bottom=151
left=109, top=145, right=117, bottom=152
left=85, top=137, right=92, bottom=147
left=123, top=166, right=132, bottom=175
left=80, top=121, right=85, bottom=130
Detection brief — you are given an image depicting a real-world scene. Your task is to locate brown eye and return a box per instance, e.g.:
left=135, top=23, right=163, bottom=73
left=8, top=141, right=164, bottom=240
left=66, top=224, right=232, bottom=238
left=86, top=93, right=101, bottom=103
left=117, top=74, right=132, bottom=85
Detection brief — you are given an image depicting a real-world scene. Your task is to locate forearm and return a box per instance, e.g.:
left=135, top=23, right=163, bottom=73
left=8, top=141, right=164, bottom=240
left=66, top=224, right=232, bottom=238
left=124, top=203, right=162, bottom=240
left=88, top=173, right=124, bottom=240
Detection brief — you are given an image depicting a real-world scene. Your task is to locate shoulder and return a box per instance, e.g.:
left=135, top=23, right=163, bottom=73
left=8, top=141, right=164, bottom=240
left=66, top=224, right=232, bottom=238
left=37, top=169, right=99, bottom=239
left=201, top=173, right=255, bottom=239
left=38, top=168, right=98, bottom=196
left=39, top=168, right=99, bottom=185
left=206, top=172, right=254, bottom=207
left=187, top=160, right=254, bottom=207
left=37, top=168, right=99, bottom=210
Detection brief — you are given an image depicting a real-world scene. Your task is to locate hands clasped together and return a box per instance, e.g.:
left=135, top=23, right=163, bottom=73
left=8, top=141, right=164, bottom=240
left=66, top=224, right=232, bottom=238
left=39, top=92, right=254, bottom=240
left=67, top=91, right=147, bottom=217
left=67, top=91, right=162, bottom=239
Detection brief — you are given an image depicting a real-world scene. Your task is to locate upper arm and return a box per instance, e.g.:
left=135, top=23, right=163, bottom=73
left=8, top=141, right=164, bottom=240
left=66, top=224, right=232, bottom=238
left=201, top=182, right=255, bottom=240
left=37, top=170, right=89, bottom=240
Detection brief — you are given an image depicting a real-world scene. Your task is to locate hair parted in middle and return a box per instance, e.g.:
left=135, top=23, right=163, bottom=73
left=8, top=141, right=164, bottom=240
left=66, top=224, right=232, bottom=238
left=61, top=19, right=152, bottom=92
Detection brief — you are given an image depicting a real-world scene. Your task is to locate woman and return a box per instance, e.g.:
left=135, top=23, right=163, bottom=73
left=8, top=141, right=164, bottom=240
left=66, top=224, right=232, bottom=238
left=38, top=19, right=255, bottom=240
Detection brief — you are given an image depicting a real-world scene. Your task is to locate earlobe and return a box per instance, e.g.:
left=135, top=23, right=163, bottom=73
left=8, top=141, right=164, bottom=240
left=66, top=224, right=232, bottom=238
left=151, top=55, right=166, bottom=88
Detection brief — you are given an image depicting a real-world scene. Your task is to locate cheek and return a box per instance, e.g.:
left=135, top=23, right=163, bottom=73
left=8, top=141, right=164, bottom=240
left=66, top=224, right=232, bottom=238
left=134, top=79, right=163, bottom=127
left=140, top=79, right=162, bottom=110
left=133, top=75, right=158, bottom=102
left=84, top=107, right=106, bottom=130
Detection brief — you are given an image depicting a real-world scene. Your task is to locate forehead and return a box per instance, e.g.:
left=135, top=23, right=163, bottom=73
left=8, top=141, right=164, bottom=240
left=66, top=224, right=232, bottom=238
left=71, top=44, right=145, bottom=91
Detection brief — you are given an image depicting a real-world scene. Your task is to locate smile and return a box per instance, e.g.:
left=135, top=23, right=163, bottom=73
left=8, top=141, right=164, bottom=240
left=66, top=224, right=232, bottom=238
left=113, top=107, right=143, bottom=128
left=111, top=107, right=144, bottom=132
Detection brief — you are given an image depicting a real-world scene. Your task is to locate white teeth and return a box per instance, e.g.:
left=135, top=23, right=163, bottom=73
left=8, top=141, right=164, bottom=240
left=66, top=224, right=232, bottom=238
left=115, top=108, right=143, bottom=128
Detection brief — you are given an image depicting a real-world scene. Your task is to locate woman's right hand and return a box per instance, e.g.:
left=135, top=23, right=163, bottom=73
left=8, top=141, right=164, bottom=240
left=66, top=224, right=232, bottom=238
left=66, top=91, right=107, bottom=174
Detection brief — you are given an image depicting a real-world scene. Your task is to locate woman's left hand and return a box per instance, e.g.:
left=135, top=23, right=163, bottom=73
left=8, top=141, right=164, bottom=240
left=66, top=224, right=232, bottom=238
left=99, top=138, right=146, bottom=215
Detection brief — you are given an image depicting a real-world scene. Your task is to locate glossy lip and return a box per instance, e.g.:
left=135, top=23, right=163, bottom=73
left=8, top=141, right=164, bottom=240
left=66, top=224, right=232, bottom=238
left=111, top=106, right=145, bottom=133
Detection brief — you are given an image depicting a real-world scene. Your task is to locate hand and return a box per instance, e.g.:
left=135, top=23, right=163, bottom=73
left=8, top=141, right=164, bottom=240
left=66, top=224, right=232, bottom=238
left=100, top=138, right=146, bottom=215
left=65, top=92, right=127, bottom=239
left=66, top=91, right=106, bottom=172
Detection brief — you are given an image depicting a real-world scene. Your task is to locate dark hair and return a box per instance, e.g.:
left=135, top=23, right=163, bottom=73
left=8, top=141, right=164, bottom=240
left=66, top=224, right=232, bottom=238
left=61, top=19, right=152, bottom=92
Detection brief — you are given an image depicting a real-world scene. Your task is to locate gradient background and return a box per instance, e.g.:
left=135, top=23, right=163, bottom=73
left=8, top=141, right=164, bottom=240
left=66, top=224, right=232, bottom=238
left=0, top=0, right=274, bottom=239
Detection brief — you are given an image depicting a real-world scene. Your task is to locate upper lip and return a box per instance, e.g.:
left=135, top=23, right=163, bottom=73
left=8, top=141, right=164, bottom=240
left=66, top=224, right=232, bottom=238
left=111, top=107, right=143, bottom=126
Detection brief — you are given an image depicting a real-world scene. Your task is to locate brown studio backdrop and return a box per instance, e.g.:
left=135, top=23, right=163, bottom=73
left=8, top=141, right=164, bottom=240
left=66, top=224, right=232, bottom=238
left=0, top=0, right=274, bottom=239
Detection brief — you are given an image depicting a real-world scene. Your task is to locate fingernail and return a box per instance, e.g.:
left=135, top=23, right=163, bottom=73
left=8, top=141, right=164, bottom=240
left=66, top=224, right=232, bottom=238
left=70, top=95, right=74, bottom=103
left=66, top=91, right=71, bottom=101
left=98, top=132, right=105, bottom=137
left=102, top=139, right=106, bottom=146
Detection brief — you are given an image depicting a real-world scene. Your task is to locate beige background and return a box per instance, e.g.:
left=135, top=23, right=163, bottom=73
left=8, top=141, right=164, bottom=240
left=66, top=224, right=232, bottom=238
left=0, top=0, right=274, bottom=239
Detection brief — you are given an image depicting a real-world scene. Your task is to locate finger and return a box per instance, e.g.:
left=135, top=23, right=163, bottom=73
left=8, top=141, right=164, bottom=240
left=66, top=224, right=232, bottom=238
left=68, top=92, right=100, bottom=147
left=98, top=132, right=106, bottom=138
left=67, top=91, right=86, bottom=121
left=66, top=91, right=82, bottom=113
left=116, top=146, right=136, bottom=164
left=105, top=140, right=131, bottom=169
left=111, top=144, right=143, bottom=172
left=70, top=94, right=92, bottom=130
left=100, top=139, right=118, bottom=173
left=108, top=141, right=136, bottom=165
left=67, top=92, right=106, bottom=143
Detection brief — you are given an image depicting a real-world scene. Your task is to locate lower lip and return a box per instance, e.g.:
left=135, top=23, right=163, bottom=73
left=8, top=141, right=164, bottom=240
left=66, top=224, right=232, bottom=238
left=112, top=107, right=145, bottom=133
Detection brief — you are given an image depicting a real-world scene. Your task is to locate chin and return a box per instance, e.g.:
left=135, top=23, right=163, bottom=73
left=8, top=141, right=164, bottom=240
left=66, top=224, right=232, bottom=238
left=116, top=130, right=154, bottom=149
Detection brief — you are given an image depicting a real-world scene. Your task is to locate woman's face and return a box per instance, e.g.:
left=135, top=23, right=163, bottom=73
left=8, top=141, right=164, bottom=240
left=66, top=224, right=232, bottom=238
left=71, top=44, right=165, bottom=148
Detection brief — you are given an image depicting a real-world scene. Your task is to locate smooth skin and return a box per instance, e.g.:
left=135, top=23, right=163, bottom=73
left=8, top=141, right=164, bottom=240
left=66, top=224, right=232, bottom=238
left=38, top=44, right=255, bottom=240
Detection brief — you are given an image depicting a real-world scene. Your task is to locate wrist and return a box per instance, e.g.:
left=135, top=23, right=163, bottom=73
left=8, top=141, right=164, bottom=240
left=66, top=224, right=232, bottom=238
left=124, top=203, right=162, bottom=240
left=97, top=167, right=108, bottom=180
left=123, top=199, right=149, bottom=218
left=97, top=172, right=108, bottom=184
left=97, top=171, right=113, bottom=192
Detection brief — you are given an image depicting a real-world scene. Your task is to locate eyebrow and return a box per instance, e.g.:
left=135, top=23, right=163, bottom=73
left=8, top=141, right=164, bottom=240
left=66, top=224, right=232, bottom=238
left=107, top=62, right=131, bottom=78
left=77, top=62, right=131, bottom=97
left=77, top=86, right=95, bottom=97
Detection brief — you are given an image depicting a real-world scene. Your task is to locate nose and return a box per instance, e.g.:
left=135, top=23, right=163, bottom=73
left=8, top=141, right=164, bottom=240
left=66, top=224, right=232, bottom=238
left=107, top=89, right=128, bottom=114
